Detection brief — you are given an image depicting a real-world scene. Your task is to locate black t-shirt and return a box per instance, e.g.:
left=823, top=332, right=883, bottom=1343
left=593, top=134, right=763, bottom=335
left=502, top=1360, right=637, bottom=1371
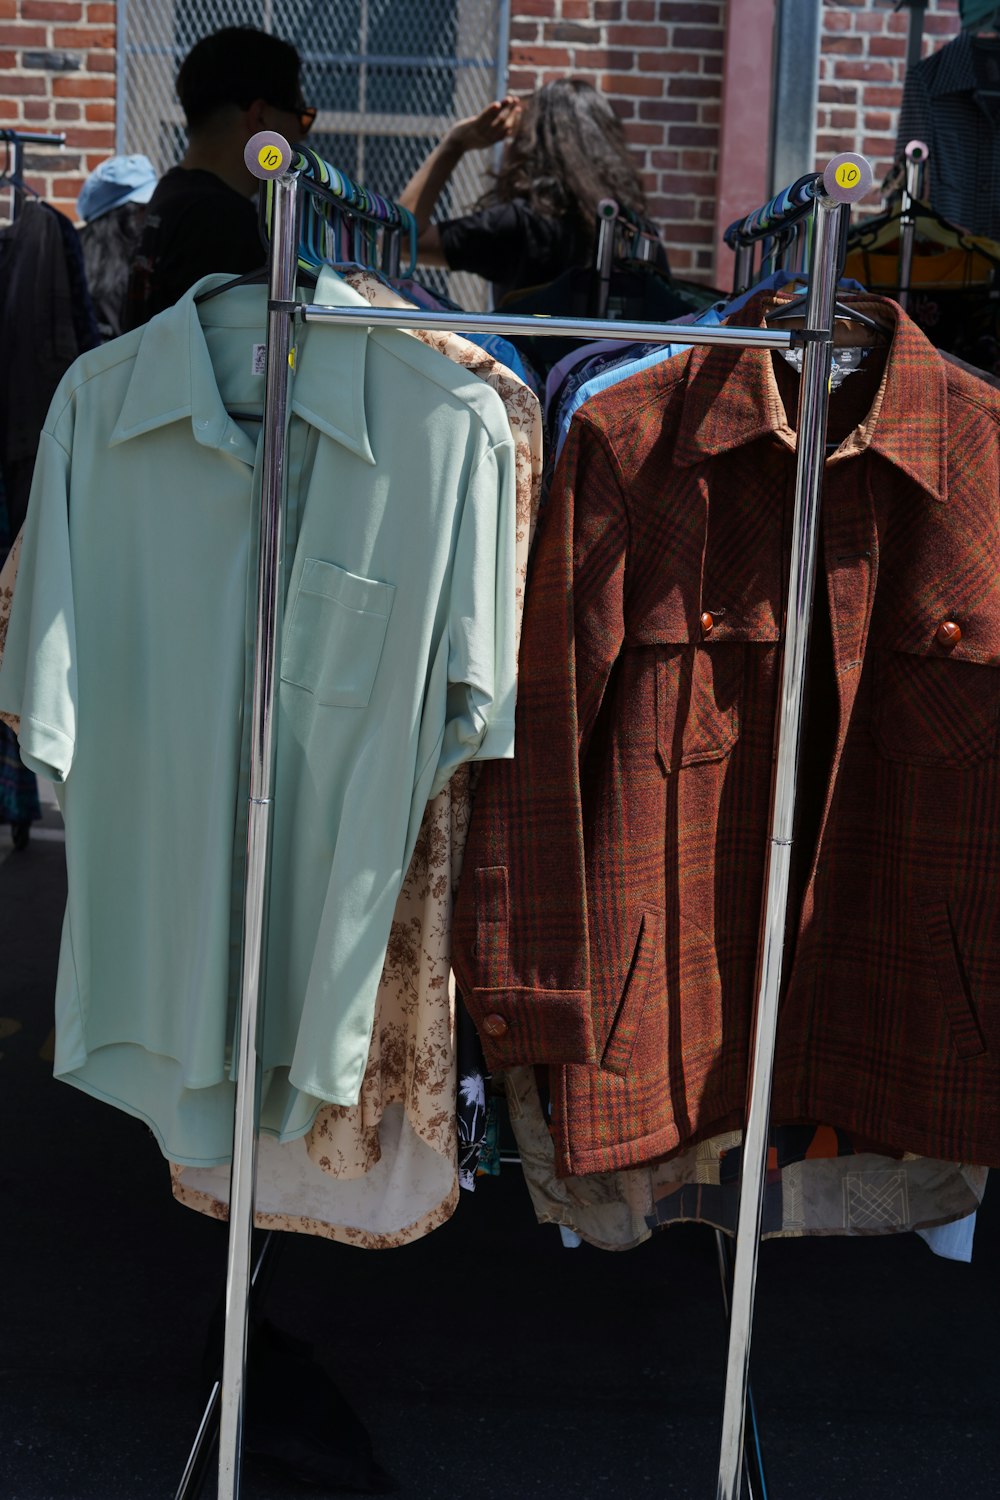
left=438, top=199, right=589, bottom=302
left=125, top=167, right=264, bottom=329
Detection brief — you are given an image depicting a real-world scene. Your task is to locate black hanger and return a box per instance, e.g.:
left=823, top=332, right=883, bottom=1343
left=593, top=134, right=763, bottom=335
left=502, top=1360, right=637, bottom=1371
left=764, top=285, right=889, bottom=347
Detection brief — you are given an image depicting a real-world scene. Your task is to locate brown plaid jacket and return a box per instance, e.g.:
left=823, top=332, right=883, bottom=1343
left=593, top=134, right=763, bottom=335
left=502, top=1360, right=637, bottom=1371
left=451, top=298, right=1000, bottom=1177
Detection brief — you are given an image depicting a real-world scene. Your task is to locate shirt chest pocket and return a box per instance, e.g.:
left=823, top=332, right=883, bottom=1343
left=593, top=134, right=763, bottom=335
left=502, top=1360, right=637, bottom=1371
left=281, top=557, right=395, bottom=709
left=872, top=622, right=1000, bottom=770
left=638, top=603, right=778, bottom=774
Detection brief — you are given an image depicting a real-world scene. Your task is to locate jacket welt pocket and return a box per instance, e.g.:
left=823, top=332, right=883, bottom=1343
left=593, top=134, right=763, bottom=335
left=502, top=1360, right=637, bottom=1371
left=281, top=557, right=395, bottom=709
left=602, top=906, right=663, bottom=1077
left=922, top=902, right=987, bottom=1061
left=873, top=648, right=1000, bottom=770
left=655, top=644, right=743, bottom=774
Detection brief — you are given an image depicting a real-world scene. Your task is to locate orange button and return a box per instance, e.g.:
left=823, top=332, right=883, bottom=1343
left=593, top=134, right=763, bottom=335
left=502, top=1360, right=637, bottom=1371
left=700, top=611, right=715, bottom=636
left=481, top=1013, right=509, bottom=1039
left=936, top=619, right=962, bottom=648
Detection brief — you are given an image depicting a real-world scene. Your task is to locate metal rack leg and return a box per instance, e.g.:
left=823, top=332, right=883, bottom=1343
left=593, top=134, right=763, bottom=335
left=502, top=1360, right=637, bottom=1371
left=715, top=1231, right=770, bottom=1500
left=715, top=189, right=851, bottom=1500
left=174, top=1233, right=280, bottom=1500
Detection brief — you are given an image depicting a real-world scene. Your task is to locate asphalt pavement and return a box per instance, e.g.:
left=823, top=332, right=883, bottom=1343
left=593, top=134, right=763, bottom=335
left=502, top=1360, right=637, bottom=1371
left=1, top=787, right=997, bottom=1500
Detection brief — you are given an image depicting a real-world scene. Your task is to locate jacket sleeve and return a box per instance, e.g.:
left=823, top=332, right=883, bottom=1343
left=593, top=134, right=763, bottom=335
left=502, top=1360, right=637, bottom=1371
left=450, top=414, right=627, bottom=1070
left=0, top=429, right=77, bottom=781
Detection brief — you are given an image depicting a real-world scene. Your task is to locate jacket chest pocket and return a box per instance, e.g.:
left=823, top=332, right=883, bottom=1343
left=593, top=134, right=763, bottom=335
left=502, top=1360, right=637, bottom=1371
left=655, top=643, right=744, bottom=774
left=873, top=635, right=1000, bottom=770
left=281, top=557, right=395, bottom=709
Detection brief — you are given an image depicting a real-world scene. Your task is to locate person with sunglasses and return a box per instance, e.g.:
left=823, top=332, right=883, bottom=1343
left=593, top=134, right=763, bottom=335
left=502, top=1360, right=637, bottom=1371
left=125, top=26, right=316, bottom=330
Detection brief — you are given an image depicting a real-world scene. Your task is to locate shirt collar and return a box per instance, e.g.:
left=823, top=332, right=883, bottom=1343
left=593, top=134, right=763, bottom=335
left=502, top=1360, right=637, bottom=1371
left=673, top=291, right=947, bottom=504
left=109, top=271, right=376, bottom=467
left=927, top=29, right=977, bottom=97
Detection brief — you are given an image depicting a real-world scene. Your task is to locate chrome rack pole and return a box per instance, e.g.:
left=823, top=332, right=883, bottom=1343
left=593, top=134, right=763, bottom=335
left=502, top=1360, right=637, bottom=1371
left=897, top=138, right=928, bottom=312
left=594, top=197, right=618, bottom=319
left=715, top=153, right=873, bottom=1500
left=213, top=131, right=300, bottom=1500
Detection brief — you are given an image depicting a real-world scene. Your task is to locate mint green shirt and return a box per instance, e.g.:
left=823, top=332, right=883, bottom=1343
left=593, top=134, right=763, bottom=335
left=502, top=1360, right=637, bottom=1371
left=0, top=271, right=516, bottom=1165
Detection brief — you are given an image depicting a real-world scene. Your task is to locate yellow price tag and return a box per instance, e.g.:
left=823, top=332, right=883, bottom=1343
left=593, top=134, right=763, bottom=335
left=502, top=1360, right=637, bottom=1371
left=257, top=144, right=283, bottom=171
left=288, top=347, right=297, bottom=371
left=834, top=161, right=861, bottom=190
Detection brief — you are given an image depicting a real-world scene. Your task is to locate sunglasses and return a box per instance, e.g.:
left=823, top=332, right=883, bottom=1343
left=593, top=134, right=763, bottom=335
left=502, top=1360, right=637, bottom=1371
left=268, top=101, right=318, bottom=137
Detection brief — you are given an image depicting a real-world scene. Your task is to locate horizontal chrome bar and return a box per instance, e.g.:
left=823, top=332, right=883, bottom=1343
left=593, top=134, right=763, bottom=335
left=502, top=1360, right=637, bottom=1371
left=300, top=303, right=797, bottom=349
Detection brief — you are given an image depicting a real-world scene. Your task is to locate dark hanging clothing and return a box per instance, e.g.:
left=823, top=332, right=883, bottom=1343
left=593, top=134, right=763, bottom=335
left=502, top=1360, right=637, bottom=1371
left=125, top=167, right=264, bottom=330
left=81, top=202, right=147, bottom=341
left=0, top=200, right=95, bottom=537
left=438, top=198, right=591, bottom=303
left=896, top=28, right=1000, bottom=239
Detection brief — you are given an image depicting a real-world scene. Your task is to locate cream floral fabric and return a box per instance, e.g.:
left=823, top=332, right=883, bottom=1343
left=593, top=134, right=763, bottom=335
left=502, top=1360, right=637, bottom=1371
left=171, top=273, right=542, bottom=1247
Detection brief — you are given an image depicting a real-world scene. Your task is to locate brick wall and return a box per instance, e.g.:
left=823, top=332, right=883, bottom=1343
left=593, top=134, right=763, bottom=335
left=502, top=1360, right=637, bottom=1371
left=508, top=0, right=726, bottom=280
left=818, top=0, right=961, bottom=198
left=0, top=0, right=117, bottom=223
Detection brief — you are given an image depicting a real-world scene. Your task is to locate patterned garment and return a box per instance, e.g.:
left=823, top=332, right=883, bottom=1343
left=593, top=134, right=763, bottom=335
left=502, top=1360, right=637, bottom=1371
left=0, top=513, right=39, bottom=829
left=503, top=1066, right=988, bottom=1253
left=896, top=29, right=1000, bottom=241
left=453, top=292, right=1000, bottom=1177
left=170, top=271, right=542, bottom=1246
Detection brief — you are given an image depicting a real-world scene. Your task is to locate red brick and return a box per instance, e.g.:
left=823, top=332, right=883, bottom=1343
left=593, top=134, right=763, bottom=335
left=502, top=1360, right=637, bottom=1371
left=834, top=60, right=893, bottom=82
left=869, top=35, right=906, bottom=58
left=666, top=221, right=713, bottom=243
left=0, top=23, right=46, bottom=43
left=605, top=72, right=664, bottom=95
left=672, top=25, right=724, bottom=50
left=829, top=108, right=856, bottom=129
left=84, top=145, right=113, bottom=167
left=607, top=24, right=668, bottom=45
left=562, top=0, right=590, bottom=16
left=22, top=98, right=51, bottom=120
left=595, top=1, right=625, bottom=19
left=661, top=169, right=710, bottom=192
left=52, top=27, right=116, bottom=46
left=680, top=148, right=713, bottom=171
left=621, top=122, right=664, bottom=145
left=87, top=2, right=116, bottom=19
left=859, top=86, right=903, bottom=108
left=701, top=53, right=722, bottom=74
left=667, top=123, right=718, bottom=147
left=87, top=49, right=115, bottom=71
left=700, top=102, right=720, bottom=124
left=620, top=121, right=668, bottom=144
left=925, top=13, right=961, bottom=35
left=0, top=100, right=19, bottom=119
left=509, top=0, right=556, bottom=13
left=825, top=36, right=864, bottom=55
left=658, top=3, right=720, bottom=20
left=0, top=0, right=16, bottom=15
left=0, top=47, right=14, bottom=66
left=668, top=75, right=720, bottom=98
left=510, top=21, right=539, bottom=41
left=506, top=69, right=537, bottom=91
left=50, top=174, right=87, bottom=196
left=638, top=99, right=697, bottom=121
left=84, top=100, right=114, bottom=121
left=52, top=74, right=115, bottom=96
left=54, top=100, right=82, bottom=119
left=629, top=1, right=657, bottom=19
left=4, top=75, right=48, bottom=94
left=22, top=2, right=83, bottom=17
left=823, top=12, right=852, bottom=32
left=865, top=111, right=892, bottom=132
left=819, top=84, right=858, bottom=104
left=649, top=148, right=680, bottom=169
left=647, top=194, right=694, bottom=218
left=862, top=134, right=896, bottom=156
left=510, top=45, right=571, bottom=66
left=545, top=20, right=599, bottom=43
left=63, top=121, right=112, bottom=145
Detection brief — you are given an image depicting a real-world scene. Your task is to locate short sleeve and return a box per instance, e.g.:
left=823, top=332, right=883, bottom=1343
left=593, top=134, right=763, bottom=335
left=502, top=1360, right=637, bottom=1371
left=0, top=429, right=77, bottom=780
left=438, top=202, right=528, bottom=284
left=431, top=435, right=517, bottom=797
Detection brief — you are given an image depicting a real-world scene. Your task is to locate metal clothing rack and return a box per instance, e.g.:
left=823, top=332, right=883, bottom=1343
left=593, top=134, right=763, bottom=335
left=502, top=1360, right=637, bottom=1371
left=192, top=133, right=873, bottom=1500
left=0, top=129, right=66, bottom=221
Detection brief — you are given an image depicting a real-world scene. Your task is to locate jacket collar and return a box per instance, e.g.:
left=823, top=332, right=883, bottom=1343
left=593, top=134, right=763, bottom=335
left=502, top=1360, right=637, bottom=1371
left=109, top=271, right=376, bottom=466
left=926, top=29, right=977, bottom=97
left=673, top=292, right=947, bottom=504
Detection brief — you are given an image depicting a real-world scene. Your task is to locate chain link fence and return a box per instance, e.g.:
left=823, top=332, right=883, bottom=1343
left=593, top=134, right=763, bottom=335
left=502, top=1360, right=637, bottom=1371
left=117, top=0, right=508, bottom=307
